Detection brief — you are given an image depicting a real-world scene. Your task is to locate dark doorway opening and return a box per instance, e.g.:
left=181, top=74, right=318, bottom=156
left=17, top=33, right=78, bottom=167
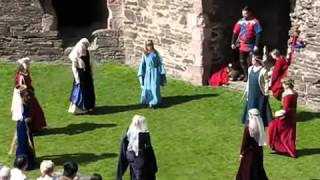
left=52, top=0, right=107, bottom=47
left=204, top=0, right=292, bottom=78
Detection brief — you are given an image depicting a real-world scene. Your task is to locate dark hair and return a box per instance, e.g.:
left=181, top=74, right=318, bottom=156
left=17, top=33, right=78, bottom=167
left=90, top=173, right=103, bottom=180
left=63, top=162, right=78, bottom=178
left=283, top=78, right=295, bottom=88
left=14, top=155, right=28, bottom=169
left=242, top=6, right=253, bottom=13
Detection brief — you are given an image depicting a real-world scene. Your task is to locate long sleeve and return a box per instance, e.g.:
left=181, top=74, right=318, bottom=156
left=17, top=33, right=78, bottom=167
left=231, top=33, right=238, bottom=45
left=71, top=61, right=80, bottom=84
left=90, top=58, right=95, bottom=80
left=271, top=59, right=283, bottom=86
left=255, top=32, right=261, bottom=46
left=138, top=56, right=146, bottom=86
left=240, top=127, right=250, bottom=155
left=116, top=135, right=129, bottom=180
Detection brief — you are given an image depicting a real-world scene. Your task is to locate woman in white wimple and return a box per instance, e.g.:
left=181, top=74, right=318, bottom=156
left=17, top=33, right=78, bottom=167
left=117, top=115, right=158, bottom=180
left=68, top=38, right=96, bottom=114
left=236, top=108, right=268, bottom=180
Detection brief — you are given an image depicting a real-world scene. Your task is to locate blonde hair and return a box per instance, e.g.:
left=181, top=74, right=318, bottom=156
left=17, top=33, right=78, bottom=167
left=40, top=160, right=54, bottom=175
left=0, top=166, right=10, bottom=180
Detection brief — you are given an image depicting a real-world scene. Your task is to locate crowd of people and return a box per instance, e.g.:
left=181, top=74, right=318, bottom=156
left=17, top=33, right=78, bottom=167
left=1, top=5, right=305, bottom=180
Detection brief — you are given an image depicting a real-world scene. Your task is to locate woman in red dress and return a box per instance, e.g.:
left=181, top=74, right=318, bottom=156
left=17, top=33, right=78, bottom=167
left=269, top=49, right=289, bottom=100
left=9, top=57, right=47, bottom=154
left=268, top=79, right=297, bottom=158
left=14, top=57, right=47, bottom=132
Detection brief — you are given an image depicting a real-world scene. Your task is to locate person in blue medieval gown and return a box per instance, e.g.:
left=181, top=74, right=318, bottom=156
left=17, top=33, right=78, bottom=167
left=15, top=86, right=36, bottom=170
left=68, top=38, right=96, bottom=114
left=116, top=115, right=158, bottom=180
left=138, top=40, right=166, bottom=108
left=241, top=53, right=272, bottom=127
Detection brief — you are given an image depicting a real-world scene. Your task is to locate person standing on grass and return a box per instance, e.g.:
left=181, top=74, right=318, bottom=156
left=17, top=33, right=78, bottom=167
left=231, top=6, right=262, bottom=82
left=116, top=115, right=158, bottom=180
left=236, top=108, right=268, bottom=180
left=269, top=49, right=290, bottom=100
left=241, top=52, right=272, bottom=127
left=15, top=86, right=37, bottom=170
left=138, top=40, right=166, bottom=108
left=268, top=79, right=297, bottom=158
left=68, top=38, right=96, bottom=114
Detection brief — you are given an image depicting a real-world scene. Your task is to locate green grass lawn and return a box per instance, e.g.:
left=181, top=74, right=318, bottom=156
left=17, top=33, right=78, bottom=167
left=0, top=63, right=319, bottom=180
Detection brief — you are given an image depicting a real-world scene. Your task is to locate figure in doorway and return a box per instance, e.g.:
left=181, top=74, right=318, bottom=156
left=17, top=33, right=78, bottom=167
left=231, top=6, right=262, bottom=82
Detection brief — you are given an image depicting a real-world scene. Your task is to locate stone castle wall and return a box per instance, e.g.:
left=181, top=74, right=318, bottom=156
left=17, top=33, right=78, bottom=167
left=0, top=0, right=124, bottom=62
left=122, top=0, right=211, bottom=85
left=288, top=0, right=320, bottom=110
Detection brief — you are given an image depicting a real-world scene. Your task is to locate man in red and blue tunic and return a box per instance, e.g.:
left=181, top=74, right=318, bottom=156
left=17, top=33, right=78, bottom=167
left=231, top=6, right=262, bottom=82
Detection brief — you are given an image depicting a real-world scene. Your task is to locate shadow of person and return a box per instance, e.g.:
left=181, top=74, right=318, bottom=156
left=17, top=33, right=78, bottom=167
left=92, top=104, right=144, bottom=115
left=37, top=152, right=117, bottom=166
left=159, top=93, right=218, bottom=108
left=297, top=111, right=320, bottom=122
left=35, top=122, right=117, bottom=136
left=91, top=93, right=218, bottom=114
left=296, top=148, right=320, bottom=157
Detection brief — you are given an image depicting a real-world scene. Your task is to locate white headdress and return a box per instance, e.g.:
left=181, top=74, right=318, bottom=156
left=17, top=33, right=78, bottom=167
left=17, top=57, right=31, bottom=70
left=68, top=38, right=90, bottom=69
left=127, top=115, right=149, bottom=156
left=248, top=108, right=267, bottom=146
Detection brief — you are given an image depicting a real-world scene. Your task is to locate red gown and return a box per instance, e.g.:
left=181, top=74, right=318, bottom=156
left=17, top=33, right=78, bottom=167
left=268, top=93, right=297, bottom=158
left=16, top=72, right=47, bottom=132
left=270, top=57, right=289, bottom=100
left=209, top=66, right=229, bottom=87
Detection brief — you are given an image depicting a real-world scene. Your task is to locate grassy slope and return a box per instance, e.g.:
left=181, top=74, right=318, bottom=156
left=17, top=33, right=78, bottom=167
left=0, top=63, right=319, bottom=180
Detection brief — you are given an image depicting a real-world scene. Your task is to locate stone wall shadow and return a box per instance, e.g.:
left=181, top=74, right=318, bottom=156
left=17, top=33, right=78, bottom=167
left=35, top=123, right=117, bottom=136
left=37, top=152, right=117, bottom=165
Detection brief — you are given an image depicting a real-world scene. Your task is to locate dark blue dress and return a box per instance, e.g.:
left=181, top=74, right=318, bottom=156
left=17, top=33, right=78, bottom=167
left=116, top=132, right=158, bottom=180
left=16, top=104, right=36, bottom=170
left=241, top=68, right=272, bottom=126
left=70, top=50, right=95, bottom=110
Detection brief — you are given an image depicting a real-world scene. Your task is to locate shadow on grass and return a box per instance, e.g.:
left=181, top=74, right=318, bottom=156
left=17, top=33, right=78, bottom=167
left=270, top=148, right=320, bottom=158
left=297, top=111, right=320, bottom=122
left=91, top=93, right=217, bottom=115
left=297, top=148, right=320, bottom=157
left=37, top=152, right=117, bottom=165
left=35, top=123, right=117, bottom=136
left=159, top=93, right=218, bottom=108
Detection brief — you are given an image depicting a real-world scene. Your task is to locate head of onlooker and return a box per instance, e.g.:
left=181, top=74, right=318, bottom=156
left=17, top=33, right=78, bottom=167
left=252, top=52, right=263, bottom=67
left=37, top=160, right=55, bottom=180
left=270, top=49, right=281, bottom=59
left=90, top=173, right=102, bottom=180
left=61, top=162, right=78, bottom=179
left=14, top=155, right=28, bottom=171
left=0, top=166, right=10, bottom=180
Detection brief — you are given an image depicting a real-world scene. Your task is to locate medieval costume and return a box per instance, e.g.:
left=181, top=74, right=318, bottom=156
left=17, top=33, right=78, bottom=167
left=231, top=7, right=262, bottom=82
left=236, top=108, right=268, bottom=180
left=241, top=56, right=273, bottom=127
left=270, top=52, right=289, bottom=100
left=268, top=79, right=297, bottom=158
left=11, top=57, right=47, bottom=133
left=138, top=40, right=166, bottom=108
left=15, top=87, right=36, bottom=170
left=116, top=115, right=158, bottom=180
left=208, top=65, right=229, bottom=87
left=68, top=38, right=96, bottom=114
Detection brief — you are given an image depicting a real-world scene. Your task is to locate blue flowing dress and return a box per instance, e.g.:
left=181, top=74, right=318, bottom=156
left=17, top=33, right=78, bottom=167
left=138, top=52, right=166, bottom=106
left=16, top=103, right=36, bottom=170
left=70, top=51, right=95, bottom=110
left=241, top=68, right=272, bottom=126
